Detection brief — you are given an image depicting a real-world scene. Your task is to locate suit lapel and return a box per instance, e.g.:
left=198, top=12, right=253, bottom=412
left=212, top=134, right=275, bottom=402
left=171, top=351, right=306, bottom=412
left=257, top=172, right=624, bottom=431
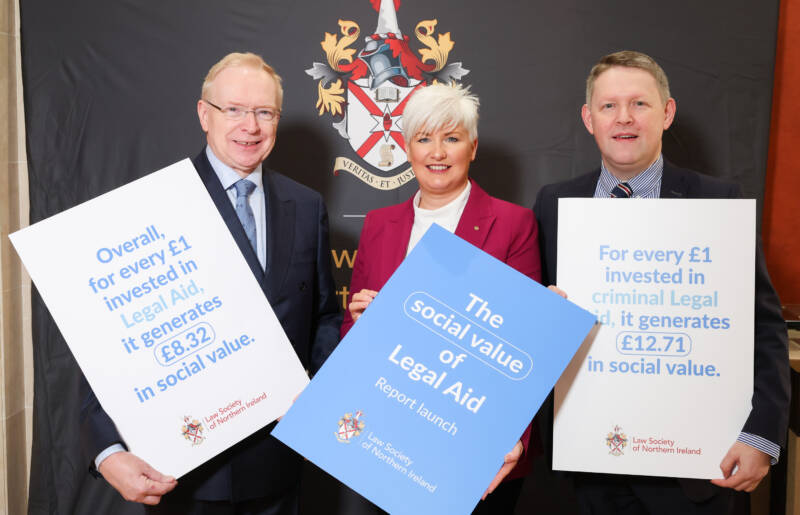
left=571, top=170, right=601, bottom=198
left=455, top=181, right=494, bottom=248
left=192, top=152, right=264, bottom=280
left=263, top=171, right=294, bottom=304
left=659, top=162, right=689, bottom=198
left=385, top=197, right=414, bottom=270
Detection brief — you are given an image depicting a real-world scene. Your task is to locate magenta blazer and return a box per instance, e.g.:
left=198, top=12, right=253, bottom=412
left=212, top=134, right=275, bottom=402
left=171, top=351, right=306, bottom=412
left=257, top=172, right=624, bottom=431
left=341, top=179, right=542, bottom=480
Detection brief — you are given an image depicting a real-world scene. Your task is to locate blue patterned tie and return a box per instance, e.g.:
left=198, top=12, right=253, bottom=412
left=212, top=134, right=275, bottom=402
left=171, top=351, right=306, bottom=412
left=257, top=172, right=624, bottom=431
left=233, top=179, right=257, bottom=253
left=610, top=182, right=633, bottom=198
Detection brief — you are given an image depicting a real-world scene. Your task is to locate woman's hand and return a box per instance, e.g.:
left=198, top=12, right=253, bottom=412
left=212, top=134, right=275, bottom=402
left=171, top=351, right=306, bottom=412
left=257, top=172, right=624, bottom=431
left=349, top=289, right=378, bottom=322
left=548, top=285, right=568, bottom=299
left=481, top=440, right=524, bottom=500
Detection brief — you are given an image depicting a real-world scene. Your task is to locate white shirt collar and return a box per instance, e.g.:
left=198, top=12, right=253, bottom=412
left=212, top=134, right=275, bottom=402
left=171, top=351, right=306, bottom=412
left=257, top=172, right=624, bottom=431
left=406, top=181, right=472, bottom=256
left=412, top=180, right=472, bottom=218
left=205, top=145, right=263, bottom=191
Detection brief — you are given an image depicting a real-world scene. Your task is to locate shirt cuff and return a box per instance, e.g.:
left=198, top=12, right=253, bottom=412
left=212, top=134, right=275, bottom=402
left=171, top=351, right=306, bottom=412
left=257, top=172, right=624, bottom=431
left=737, top=432, right=780, bottom=465
left=94, top=443, right=126, bottom=470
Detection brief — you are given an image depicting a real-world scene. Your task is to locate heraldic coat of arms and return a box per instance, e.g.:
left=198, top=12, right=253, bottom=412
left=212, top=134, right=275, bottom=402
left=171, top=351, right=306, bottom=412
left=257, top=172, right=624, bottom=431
left=182, top=415, right=205, bottom=447
left=307, top=0, right=469, bottom=190
left=335, top=410, right=366, bottom=443
left=606, top=425, right=628, bottom=456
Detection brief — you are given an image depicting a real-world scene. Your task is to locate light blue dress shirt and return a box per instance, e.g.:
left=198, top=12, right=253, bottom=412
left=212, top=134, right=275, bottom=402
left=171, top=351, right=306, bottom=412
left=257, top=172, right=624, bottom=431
left=594, top=154, right=663, bottom=198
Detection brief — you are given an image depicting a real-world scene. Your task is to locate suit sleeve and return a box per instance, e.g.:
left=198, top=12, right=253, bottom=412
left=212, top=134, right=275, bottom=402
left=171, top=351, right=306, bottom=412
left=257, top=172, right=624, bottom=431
left=723, top=184, right=790, bottom=447
left=340, top=213, right=372, bottom=338
left=503, top=206, right=544, bottom=476
left=506, top=207, right=542, bottom=283
left=532, top=186, right=557, bottom=287
left=742, top=236, right=790, bottom=447
left=530, top=186, right=563, bottom=468
left=309, top=196, right=343, bottom=374
left=80, top=374, right=124, bottom=474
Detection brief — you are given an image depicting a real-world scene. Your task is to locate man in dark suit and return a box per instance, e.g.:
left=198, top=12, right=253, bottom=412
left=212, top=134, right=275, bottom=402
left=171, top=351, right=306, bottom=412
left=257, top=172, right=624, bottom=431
left=533, top=50, right=790, bottom=514
left=81, top=52, right=341, bottom=514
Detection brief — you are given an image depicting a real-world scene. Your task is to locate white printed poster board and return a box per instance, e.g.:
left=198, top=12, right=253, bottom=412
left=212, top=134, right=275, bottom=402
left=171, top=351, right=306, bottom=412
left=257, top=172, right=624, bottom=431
left=10, top=159, right=309, bottom=478
left=553, top=199, right=755, bottom=479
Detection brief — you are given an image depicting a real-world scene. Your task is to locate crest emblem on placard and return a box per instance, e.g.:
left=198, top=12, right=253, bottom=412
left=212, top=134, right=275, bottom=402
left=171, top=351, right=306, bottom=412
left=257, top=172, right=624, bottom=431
left=181, top=416, right=205, bottom=446
left=335, top=411, right=365, bottom=443
left=605, top=425, right=627, bottom=456
left=307, top=0, right=470, bottom=190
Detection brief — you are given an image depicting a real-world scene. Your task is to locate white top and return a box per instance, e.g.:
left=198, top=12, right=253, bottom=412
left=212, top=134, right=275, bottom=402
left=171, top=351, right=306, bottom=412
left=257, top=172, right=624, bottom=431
left=406, top=181, right=471, bottom=256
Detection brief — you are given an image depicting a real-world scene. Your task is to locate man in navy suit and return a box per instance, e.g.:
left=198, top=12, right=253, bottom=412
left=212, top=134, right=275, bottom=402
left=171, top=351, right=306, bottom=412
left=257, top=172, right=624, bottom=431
left=533, top=51, right=790, bottom=514
left=81, top=52, right=341, bottom=514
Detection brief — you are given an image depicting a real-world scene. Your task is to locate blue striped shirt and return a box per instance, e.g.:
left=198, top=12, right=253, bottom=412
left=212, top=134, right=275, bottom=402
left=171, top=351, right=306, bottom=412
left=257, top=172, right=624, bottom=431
left=594, top=155, right=663, bottom=198
left=592, top=153, right=780, bottom=465
left=738, top=433, right=779, bottom=465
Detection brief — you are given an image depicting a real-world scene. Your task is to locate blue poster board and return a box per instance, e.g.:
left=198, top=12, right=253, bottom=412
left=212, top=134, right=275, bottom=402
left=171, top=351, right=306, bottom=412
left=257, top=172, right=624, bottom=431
left=274, top=225, right=596, bottom=514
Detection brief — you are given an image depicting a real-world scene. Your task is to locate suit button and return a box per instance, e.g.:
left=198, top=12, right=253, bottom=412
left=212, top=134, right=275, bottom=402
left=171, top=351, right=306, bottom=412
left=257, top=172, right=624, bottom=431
left=299, top=281, right=308, bottom=291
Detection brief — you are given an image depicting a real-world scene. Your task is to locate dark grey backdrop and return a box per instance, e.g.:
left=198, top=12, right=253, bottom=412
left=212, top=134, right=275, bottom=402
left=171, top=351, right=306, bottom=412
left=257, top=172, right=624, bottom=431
left=21, top=0, right=779, bottom=513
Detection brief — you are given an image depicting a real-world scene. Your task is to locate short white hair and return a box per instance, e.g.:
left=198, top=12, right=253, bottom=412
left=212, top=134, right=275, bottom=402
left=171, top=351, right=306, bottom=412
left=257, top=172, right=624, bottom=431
left=402, top=83, right=479, bottom=142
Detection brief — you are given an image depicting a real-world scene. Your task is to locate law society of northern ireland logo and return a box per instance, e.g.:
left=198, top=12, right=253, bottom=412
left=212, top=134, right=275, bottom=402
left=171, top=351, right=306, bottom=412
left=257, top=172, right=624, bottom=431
left=307, top=0, right=470, bottom=190
left=606, top=425, right=628, bottom=456
left=181, top=416, right=205, bottom=447
left=335, top=410, right=366, bottom=443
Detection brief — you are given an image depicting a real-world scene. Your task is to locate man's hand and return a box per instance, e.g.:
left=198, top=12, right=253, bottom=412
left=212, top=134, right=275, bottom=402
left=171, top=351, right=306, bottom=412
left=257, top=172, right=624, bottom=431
left=98, top=452, right=177, bottom=505
left=481, top=440, right=523, bottom=500
left=548, top=285, right=568, bottom=299
left=710, top=441, right=770, bottom=492
left=349, top=289, right=378, bottom=322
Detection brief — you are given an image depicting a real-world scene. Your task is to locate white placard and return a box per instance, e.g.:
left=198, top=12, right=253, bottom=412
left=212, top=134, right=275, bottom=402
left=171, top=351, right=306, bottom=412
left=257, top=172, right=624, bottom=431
left=553, top=198, right=754, bottom=479
left=9, top=159, right=309, bottom=478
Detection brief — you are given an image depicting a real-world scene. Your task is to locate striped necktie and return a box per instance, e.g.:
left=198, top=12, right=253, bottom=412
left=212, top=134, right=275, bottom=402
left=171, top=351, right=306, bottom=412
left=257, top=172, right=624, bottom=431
left=610, top=182, right=633, bottom=198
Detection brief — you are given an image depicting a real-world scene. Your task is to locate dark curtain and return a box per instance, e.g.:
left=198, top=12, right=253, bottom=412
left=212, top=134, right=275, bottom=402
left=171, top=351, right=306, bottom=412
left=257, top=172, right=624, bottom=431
left=20, top=0, right=779, bottom=513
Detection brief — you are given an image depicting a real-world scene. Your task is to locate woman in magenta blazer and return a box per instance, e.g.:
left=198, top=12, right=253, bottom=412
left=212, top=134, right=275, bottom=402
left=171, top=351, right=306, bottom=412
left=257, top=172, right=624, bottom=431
left=342, top=84, right=542, bottom=513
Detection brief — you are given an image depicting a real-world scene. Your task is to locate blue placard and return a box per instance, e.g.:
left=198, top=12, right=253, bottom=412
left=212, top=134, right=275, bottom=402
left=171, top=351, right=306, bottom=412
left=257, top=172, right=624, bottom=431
left=274, top=224, right=596, bottom=514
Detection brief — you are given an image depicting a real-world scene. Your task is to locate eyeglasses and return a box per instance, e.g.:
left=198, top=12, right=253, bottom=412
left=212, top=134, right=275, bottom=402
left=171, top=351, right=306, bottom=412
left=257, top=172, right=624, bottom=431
left=204, top=100, right=281, bottom=123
